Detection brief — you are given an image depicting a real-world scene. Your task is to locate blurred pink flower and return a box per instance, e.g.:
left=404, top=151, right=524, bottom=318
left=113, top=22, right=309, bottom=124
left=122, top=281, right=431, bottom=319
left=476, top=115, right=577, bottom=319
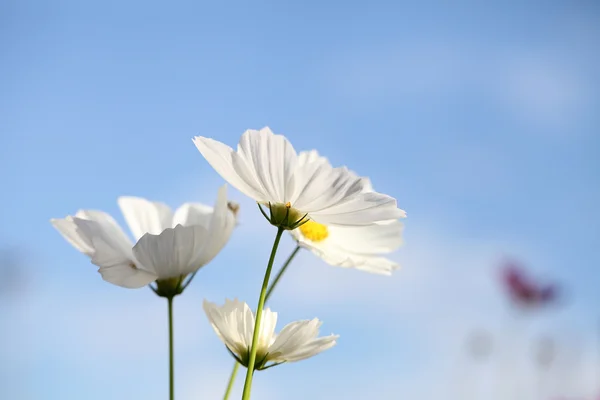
left=500, top=261, right=559, bottom=309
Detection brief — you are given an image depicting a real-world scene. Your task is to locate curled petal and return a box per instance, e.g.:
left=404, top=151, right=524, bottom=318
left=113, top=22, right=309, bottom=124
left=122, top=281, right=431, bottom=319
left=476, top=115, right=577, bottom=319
left=132, top=225, right=209, bottom=279
left=118, top=197, right=173, bottom=241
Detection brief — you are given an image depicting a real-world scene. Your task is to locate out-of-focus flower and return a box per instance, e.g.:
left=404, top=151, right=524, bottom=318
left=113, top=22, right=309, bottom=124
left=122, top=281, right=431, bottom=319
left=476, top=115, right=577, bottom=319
left=534, top=336, right=556, bottom=368
left=203, top=299, right=338, bottom=370
left=500, top=261, right=559, bottom=308
left=51, top=185, right=237, bottom=296
left=286, top=151, right=404, bottom=275
left=193, top=127, right=405, bottom=229
left=465, top=330, right=494, bottom=362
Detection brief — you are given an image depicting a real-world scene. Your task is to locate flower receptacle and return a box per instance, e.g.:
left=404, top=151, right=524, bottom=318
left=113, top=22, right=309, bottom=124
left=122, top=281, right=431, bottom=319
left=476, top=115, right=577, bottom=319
left=259, top=202, right=309, bottom=230
left=230, top=347, right=274, bottom=371
left=154, top=276, right=186, bottom=298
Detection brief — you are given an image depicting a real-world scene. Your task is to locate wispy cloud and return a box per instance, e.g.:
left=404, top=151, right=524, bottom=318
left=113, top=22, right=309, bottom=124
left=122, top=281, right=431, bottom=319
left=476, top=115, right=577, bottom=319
left=320, top=23, right=596, bottom=133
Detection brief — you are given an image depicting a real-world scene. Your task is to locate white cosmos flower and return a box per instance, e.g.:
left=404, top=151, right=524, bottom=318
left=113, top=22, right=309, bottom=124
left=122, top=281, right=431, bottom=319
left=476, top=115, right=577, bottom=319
left=193, top=127, right=405, bottom=228
left=203, top=299, right=338, bottom=370
left=289, top=150, right=404, bottom=275
left=51, top=185, right=237, bottom=291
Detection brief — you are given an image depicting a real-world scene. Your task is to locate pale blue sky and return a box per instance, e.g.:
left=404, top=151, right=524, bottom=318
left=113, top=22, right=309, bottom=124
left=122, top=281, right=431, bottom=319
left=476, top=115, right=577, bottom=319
left=1, top=1, right=599, bottom=399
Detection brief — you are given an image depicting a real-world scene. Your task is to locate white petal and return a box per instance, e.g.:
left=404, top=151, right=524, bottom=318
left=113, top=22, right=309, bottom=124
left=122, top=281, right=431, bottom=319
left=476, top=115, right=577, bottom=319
left=295, top=150, right=374, bottom=200
left=118, top=197, right=173, bottom=241
left=51, top=216, right=94, bottom=255
left=193, top=136, right=266, bottom=201
left=172, top=203, right=213, bottom=229
left=63, top=212, right=158, bottom=287
left=85, top=234, right=134, bottom=269
left=293, top=151, right=405, bottom=225
left=268, top=319, right=337, bottom=362
left=296, top=150, right=325, bottom=167
left=203, top=299, right=228, bottom=341
left=236, top=127, right=298, bottom=203
left=298, top=154, right=370, bottom=194
left=277, top=335, right=339, bottom=362
left=203, top=300, right=243, bottom=356
left=192, top=185, right=237, bottom=267
left=345, top=168, right=373, bottom=194
left=290, top=165, right=364, bottom=212
left=203, top=300, right=277, bottom=360
left=269, top=320, right=317, bottom=358
left=297, top=152, right=367, bottom=198
left=310, top=192, right=406, bottom=226
left=313, top=246, right=399, bottom=275
left=74, top=210, right=135, bottom=255
left=132, top=225, right=209, bottom=279
left=258, top=307, right=278, bottom=350
left=286, top=159, right=337, bottom=208
left=348, top=256, right=399, bottom=275
left=203, top=299, right=254, bottom=358
left=293, top=223, right=401, bottom=275
left=359, top=177, right=374, bottom=193
left=98, top=263, right=158, bottom=288
left=292, top=222, right=403, bottom=262
left=327, top=221, right=404, bottom=254
left=236, top=300, right=255, bottom=351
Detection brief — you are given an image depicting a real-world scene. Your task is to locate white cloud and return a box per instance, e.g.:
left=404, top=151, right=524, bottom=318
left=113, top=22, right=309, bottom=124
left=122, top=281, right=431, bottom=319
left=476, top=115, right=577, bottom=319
left=323, top=39, right=482, bottom=100
left=267, top=223, right=599, bottom=399
left=178, top=362, right=281, bottom=400
left=497, top=54, right=588, bottom=129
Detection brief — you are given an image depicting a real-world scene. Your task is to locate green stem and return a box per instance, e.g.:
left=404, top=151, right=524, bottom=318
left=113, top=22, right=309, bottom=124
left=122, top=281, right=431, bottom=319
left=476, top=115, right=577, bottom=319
left=241, top=227, right=285, bottom=400
left=221, top=245, right=300, bottom=400
left=221, top=245, right=301, bottom=400
left=265, top=245, right=300, bottom=301
left=222, top=361, right=239, bottom=400
left=168, top=296, right=175, bottom=400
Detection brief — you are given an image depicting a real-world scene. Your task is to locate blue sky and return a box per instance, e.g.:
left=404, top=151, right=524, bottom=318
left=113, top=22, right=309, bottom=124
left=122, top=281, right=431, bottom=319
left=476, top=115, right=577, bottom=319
left=1, top=1, right=599, bottom=399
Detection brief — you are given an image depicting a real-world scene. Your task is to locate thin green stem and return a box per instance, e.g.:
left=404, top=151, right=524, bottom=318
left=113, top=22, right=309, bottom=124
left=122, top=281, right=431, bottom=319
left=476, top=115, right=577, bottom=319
left=221, top=244, right=301, bottom=400
left=265, top=245, right=300, bottom=301
left=222, top=361, right=239, bottom=400
left=168, top=296, right=175, bottom=400
left=241, top=227, right=285, bottom=400
left=180, top=271, right=197, bottom=292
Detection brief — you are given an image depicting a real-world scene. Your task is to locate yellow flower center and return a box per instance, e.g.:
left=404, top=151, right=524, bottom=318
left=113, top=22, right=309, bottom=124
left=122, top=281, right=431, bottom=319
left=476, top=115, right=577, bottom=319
left=298, top=220, right=329, bottom=242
